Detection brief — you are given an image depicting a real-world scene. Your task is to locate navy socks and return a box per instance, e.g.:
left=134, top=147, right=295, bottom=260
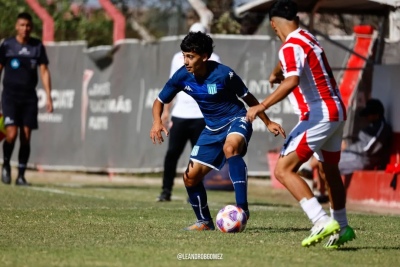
left=186, top=182, right=212, bottom=222
left=227, top=155, right=249, bottom=213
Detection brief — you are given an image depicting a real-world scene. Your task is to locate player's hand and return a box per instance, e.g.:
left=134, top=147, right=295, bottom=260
left=246, top=104, right=265, bottom=123
left=47, top=97, right=53, bottom=113
left=269, top=73, right=284, bottom=87
left=266, top=120, right=286, bottom=138
left=150, top=121, right=169, bottom=144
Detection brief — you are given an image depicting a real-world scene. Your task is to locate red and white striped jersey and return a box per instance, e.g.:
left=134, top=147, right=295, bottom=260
left=279, top=28, right=346, bottom=122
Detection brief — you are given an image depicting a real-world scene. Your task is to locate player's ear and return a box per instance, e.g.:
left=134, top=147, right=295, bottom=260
left=270, top=19, right=275, bottom=29
left=201, top=53, right=208, bottom=62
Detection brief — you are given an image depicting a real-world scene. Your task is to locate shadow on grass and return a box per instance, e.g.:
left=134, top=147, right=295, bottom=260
left=339, top=246, right=400, bottom=251
left=249, top=202, right=293, bottom=208
left=31, top=184, right=155, bottom=190
left=218, top=201, right=293, bottom=209
left=246, top=226, right=309, bottom=233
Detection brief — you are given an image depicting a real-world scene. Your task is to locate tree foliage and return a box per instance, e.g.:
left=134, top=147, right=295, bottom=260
left=0, top=0, right=383, bottom=47
left=0, top=0, right=43, bottom=40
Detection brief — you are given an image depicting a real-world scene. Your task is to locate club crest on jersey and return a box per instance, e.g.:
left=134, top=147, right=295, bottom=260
left=10, top=58, right=20, bottom=69
left=207, top=84, right=217, bottom=95
left=191, top=145, right=200, bottom=156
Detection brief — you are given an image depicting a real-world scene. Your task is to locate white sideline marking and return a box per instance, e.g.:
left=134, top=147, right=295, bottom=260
left=27, top=187, right=105, bottom=199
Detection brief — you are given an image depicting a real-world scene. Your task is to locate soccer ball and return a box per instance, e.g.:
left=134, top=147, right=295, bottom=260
left=216, top=205, right=247, bottom=233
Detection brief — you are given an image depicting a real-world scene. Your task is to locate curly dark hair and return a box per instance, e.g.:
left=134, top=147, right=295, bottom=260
left=180, top=31, right=214, bottom=59
left=17, top=12, right=33, bottom=22
left=269, top=0, right=298, bottom=21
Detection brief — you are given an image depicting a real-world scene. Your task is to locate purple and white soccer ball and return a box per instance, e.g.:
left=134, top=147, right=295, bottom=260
left=216, top=205, right=247, bottom=233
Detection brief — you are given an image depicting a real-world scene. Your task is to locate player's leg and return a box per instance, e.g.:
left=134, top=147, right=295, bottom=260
left=315, top=122, right=355, bottom=248
left=224, top=117, right=253, bottom=218
left=1, top=94, right=19, bottom=184
left=277, top=121, right=339, bottom=247
left=158, top=117, right=190, bottom=201
left=183, top=159, right=214, bottom=230
left=16, top=126, right=32, bottom=186
left=184, top=127, right=227, bottom=230
left=15, top=99, right=38, bottom=186
left=2, top=126, right=18, bottom=184
left=223, top=133, right=249, bottom=218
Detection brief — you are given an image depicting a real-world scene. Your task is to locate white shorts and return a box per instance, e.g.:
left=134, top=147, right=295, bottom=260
left=281, top=120, right=345, bottom=164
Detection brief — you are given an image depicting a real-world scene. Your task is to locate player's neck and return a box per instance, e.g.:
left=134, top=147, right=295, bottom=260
left=280, top=24, right=299, bottom=42
left=16, top=35, right=29, bottom=44
left=193, top=65, right=208, bottom=78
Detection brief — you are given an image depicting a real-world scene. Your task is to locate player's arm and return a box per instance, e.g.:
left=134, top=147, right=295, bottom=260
left=39, top=64, right=53, bottom=113
left=0, top=40, right=5, bottom=77
left=150, top=99, right=169, bottom=144
left=242, top=93, right=285, bottom=138
left=161, top=102, right=172, bottom=128
left=269, top=63, right=284, bottom=85
left=247, top=44, right=303, bottom=123
left=246, top=75, right=299, bottom=123
left=150, top=76, right=181, bottom=144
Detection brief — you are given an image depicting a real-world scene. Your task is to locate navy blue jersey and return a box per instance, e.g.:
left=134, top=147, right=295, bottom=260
left=158, top=61, right=248, bottom=130
left=0, top=37, right=49, bottom=97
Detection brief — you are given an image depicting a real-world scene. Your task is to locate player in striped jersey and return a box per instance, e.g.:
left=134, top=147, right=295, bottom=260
left=246, top=0, right=355, bottom=248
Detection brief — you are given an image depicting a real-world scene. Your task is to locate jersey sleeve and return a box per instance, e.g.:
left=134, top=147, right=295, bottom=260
left=158, top=72, right=182, bottom=104
left=0, top=40, right=6, bottom=66
left=225, top=70, right=249, bottom=98
left=279, top=44, right=304, bottom=78
left=38, top=42, right=49, bottom=65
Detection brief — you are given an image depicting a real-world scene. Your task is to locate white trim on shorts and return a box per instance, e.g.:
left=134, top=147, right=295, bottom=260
left=190, top=158, right=220, bottom=171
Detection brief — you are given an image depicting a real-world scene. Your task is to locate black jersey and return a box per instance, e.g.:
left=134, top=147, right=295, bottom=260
left=0, top=37, right=49, bottom=97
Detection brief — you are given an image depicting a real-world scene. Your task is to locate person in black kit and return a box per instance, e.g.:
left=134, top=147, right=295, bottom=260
left=0, top=12, right=53, bottom=185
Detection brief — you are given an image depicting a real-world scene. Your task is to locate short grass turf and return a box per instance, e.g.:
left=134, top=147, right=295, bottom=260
left=0, top=176, right=399, bottom=267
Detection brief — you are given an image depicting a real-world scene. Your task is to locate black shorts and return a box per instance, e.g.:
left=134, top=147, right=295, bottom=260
left=1, top=93, right=38, bottom=130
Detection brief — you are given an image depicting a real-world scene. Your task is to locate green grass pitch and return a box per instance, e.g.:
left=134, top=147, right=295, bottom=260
left=0, top=171, right=399, bottom=267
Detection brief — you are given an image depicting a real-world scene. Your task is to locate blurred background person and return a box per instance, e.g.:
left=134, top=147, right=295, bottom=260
left=0, top=12, right=53, bottom=186
left=298, top=98, right=393, bottom=200
left=339, top=98, right=392, bottom=189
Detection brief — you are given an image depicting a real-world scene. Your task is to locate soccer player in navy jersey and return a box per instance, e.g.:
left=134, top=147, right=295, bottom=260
left=0, top=12, right=53, bottom=186
left=150, top=31, right=285, bottom=230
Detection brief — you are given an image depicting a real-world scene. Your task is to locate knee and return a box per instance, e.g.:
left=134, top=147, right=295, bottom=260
left=5, top=132, right=17, bottom=143
left=183, top=172, right=198, bottom=187
left=223, top=144, right=236, bottom=158
left=274, top=166, right=286, bottom=183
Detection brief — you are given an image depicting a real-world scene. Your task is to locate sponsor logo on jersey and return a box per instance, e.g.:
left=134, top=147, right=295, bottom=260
left=207, top=84, right=217, bottom=95
left=184, top=85, right=193, bottom=92
left=18, top=47, right=30, bottom=55
left=10, top=58, right=20, bottom=69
